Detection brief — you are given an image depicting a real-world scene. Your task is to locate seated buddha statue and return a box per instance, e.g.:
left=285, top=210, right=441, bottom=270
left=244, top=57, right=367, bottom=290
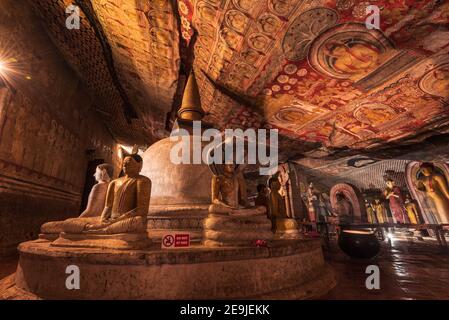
left=53, top=154, right=152, bottom=249
left=39, top=163, right=113, bottom=240
left=203, top=163, right=273, bottom=247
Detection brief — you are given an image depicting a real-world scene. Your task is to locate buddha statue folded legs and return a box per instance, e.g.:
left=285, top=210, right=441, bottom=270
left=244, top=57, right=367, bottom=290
left=202, top=164, right=273, bottom=247
left=39, top=163, right=113, bottom=240
left=52, top=155, right=152, bottom=250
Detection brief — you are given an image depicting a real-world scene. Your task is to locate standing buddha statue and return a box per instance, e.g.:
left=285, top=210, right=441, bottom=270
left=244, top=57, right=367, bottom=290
left=417, top=162, right=449, bottom=224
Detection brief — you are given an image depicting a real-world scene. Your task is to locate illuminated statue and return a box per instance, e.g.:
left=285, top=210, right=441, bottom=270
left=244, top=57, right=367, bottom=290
left=384, top=179, right=409, bottom=224
left=417, top=162, right=449, bottom=224
left=365, top=200, right=377, bottom=224
left=404, top=194, right=420, bottom=224
left=268, top=176, right=287, bottom=219
left=53, top=155, right=152, bottom=249
left=268, top=176, right=301, bottom=239
left=40, top=163, right=113, bottom=240
left=373, top=198, right=387, bottom=223
left=203, top=162, right=272, bottom=246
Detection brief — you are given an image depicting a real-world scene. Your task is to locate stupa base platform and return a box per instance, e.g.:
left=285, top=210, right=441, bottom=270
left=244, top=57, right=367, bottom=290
left=51, top=232, right=152, bottom=250
left=146, top=210, right=207, bottom=243
left=2, top=238, right=337, bottom=300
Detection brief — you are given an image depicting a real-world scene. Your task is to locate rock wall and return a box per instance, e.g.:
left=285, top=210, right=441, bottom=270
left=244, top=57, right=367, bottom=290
left=0, top=1, right=119, bottom=256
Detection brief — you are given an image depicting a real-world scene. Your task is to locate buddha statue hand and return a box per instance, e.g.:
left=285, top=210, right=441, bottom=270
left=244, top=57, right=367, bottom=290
left=212, top=198, right=234, bottom=209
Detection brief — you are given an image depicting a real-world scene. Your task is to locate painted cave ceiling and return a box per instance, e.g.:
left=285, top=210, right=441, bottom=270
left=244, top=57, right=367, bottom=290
left=27, top=0, right=449, bottom=163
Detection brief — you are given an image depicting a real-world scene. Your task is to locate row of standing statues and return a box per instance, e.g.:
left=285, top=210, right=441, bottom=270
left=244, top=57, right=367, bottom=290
left=40, top=157, right=449, bottom=250
left=305, top=162, right=449, bottom=226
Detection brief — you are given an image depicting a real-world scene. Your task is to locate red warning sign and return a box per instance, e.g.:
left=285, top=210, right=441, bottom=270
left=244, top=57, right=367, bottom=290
left=161, top=233, right=190, bottom=249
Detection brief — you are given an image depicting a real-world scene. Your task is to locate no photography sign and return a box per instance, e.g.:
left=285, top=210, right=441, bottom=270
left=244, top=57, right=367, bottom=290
left=161, top=233, right=190, bottom=249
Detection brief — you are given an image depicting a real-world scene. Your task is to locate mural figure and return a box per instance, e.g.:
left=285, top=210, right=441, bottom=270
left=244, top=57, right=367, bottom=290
left=324, top=41, right=382, bottom=80
left=417, top=162, right=449, bottom=224
left=384, top=179, right=409, bottom=224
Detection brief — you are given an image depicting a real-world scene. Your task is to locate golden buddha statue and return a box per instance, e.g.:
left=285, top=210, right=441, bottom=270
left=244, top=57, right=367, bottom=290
left=53, top=154, right=152, bottom=249
left=416, top=162, right=449, bottom=224
left=373, top=198, right=387, bottom=224
left=203, top=162, right=273, bottom=247
left=404, top=194, right=420, bottom=224
left=268, top=176, right=300, bottom=239
left=365, top=200, right=377, bottom=224
left=39, top=163, right=113, bottom=240
left=268, top=176, right=287, bottom=219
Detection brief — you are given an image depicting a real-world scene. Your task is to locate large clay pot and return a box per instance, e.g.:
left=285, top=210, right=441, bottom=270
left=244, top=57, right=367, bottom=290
left=338, top=229, right=380, bottom=259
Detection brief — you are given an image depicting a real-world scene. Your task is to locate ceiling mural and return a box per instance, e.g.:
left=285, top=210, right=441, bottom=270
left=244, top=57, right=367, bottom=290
left=28, top=0, right=449, bottom=161
left=186, top=0, right=449, bottom=159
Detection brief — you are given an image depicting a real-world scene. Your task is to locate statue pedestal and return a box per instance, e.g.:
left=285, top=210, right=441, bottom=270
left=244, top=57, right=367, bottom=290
left=203, top=209, right=273, bottom=247
left=2, top=239, right=336, bottom=300
left=274, top=218, right=302, bottom=240
left=51, top=232, right=152, bottom=250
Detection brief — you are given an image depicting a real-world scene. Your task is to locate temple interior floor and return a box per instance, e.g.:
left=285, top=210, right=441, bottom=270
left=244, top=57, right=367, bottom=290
left=321, top=235, right=449, bottom=300
left=0, top=255, right=18, bottom=281
left=1, top=236, right=448, bottom=300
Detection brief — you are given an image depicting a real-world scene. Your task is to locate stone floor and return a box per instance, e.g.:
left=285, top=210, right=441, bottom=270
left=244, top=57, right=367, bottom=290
left=0, top=255, right=17, bottom=281
left=1, top=235, right=448, bottom=300
left=321, top=235, right=449, bottom=300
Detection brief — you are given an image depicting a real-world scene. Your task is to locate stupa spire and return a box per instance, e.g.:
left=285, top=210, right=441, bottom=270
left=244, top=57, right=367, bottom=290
left=177, top=70, right=205, bottom=121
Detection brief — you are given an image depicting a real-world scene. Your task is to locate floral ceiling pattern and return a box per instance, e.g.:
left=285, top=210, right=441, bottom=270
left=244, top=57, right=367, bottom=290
left=32, top=0, right=449, bottom=160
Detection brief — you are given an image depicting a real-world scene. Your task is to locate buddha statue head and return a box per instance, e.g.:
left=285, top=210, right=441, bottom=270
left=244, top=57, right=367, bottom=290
left=386, top=178, right=395, bottom=189
left=123, top=154, right=143, bottom=177
left=94, top=163, right=113, bottom=183
left=419, top=162, right=435, bottom=177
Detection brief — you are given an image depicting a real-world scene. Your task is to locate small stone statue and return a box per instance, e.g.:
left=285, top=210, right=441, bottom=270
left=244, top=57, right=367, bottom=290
left=40, top=163, right=113, bottom=240
left=203, top=163, right=272, bottom=247
left=53, top=155, right=152, bottom=249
